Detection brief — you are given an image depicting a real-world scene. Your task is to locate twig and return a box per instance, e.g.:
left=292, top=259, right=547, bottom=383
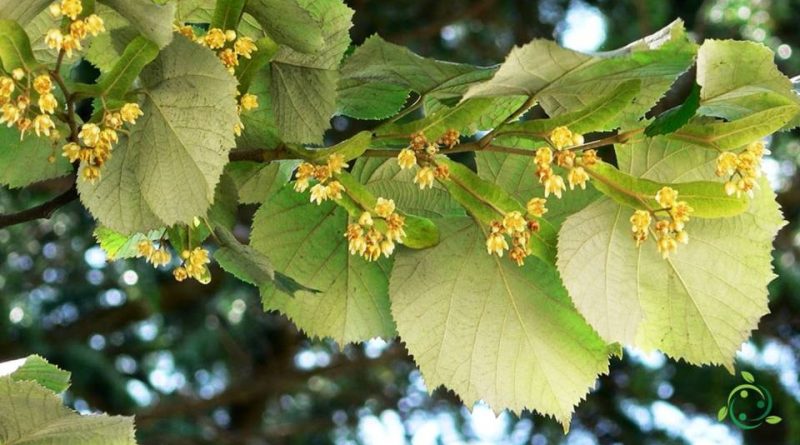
left=0, top=185, right=78, bottom=229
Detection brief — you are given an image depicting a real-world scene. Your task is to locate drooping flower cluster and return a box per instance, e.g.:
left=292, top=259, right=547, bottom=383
left=0, top=71, right=59, bottom=142
left=294, top=154, right=347, bottom=204
left=136, top=240, right=211, bottom=283
left=533, top=126, right=593, bottom=198
left=180, top=26, right=258, bottom=74
left=45, top=0, right=106, bottom=58
left=344, top=198, right=407, bottom=261
left=715, top=141, right=766, bottom=198
left=396, top=131, right=455, bottom=189
left=485, top=208, right=542, bottom=266
left=63, top=103, right=143, bottom=183
left=629, top=186, right=694, bottom=258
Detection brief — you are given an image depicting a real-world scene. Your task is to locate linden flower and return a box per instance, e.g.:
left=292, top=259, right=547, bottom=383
left=715, top=152, right=738, bottom=177
left=669, top=201, right=693, bottom=231
left=149, top=248, right=172, bottom=267
left=385, top=213, right=406, bottom=243
left=81, top=165, right=101, bottom=183
left=380, top=239, right=395, bottom=257
left=414, top=166, right=435, bottom=190
left=173, top=266, right=188, bottom=282
left=409, top=131, right=427, bottom=150
left=526, top=197, right=547, bottom=218
left=502, top=211, right=526, bottom=234
left=434, top=163, right=450, bottom=180
left=327, top=153, right=348, bottom=174
left=313, top=165, right=331, bottom=182
left=747, top=140, right=768, bottom=157
left=61, top=34, right=82, bottom=57
left=203, top=28, right=227, bottom=48
left=70, top=19, right=88, bottom=40
left=219, top=48, right=238, bottom=72
left=655, top=186, right=678, bottom=208
left=309, top=183, right=329, bottom=204
left=326, top=180, right=345, bottom=200
left=188, top=247, right=210, bottom=268
left=358, top=211, right=373, bottom=227
left=542, top=172, right=566, bottom=198
left=16, top=95, right=30, bottom=111
left=175, top=25, right=195, bottom=39
left=11, top=69, right=25, bottom=81
left=0, top=104, right=20, bottom=127
left=79, top=123, right=101, bottom=146
left=104, top=112, right=123, bottom=130
left=374, top=197, right=396, bottom=218
left=567, top=167, right=589, bottom=190
left=555, top=150, right=576, bottom=168
left=84, top=14, right=105, bottom=36
left=630, top=210, right=651, bottom=232
left=509, top=246, right=528, bottom=266
left=60, top=0, right=83, bottom=20
left=136, top=240, right=154, bottom=258
left=656, top=235, right=678, bottom=259
left=48, top=3, right=62, bottom=17
left=120, top=103, right=143, bottom=124
left=581, top=149, right=598, bottom=167
left=62, top=142, right=81, bottom=162
left=0, top=77, right=14, bottom=97
left=234, top=37, right=257, bottom=58
left=45, top=29, right=64, bottom=52
left=437, top=128, right=460, bottom=148
left=33, top=115, right=55, bottom=137
left=534, top=147, right=553, bottom=166
left=33, top=75, right=52, bottom=95
left=486, top=233, right=509, bottom=257
left=17, top=118, right=32, bottom=139
left=397, top=148, right=417, bottom=169
left=38, top=93, right=58, bottom=114
left=549, top=126, right=574, bottom=150
left=240, top=93, right=259, bottom=111
left=675, top=230, right=689, bottom=245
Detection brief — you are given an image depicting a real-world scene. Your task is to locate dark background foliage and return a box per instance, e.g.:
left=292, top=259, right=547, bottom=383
left=2, top=0, right=799, bottom=444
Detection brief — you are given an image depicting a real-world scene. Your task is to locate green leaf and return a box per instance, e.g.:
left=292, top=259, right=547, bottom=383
left=94, top=226, right=165, bottom=260
left=0, top=126, right=71, bottom=189
left=0, top=0, right=50, bottom=24
left=350, top=158, right=465, bottom=218
left=499, top=80, right=642, bottom=139
left=669, top=105, right=799, bottom=150
left=438, top=158, right=557, bottom=262
left=390, top=217, right=612, bottom=427
left=250, top=186, right=395, bottom=344
left=244, top=0, right=323, bottom=54
left=1, top=355, right=71, bottom=393
left=337, top=35, right=484, bottom=119
left=587, top=161, right=748, bottom=218
left=645, top=83, right=700, bottom=136
left=475, top=151, right=601, bottom=229
left=84, top=6, right=140, bottom=72
left=269, top=0, right=353, bottom=143
left=211, top=0, right=245, bottom=29
left=97, top=0, right=175, bottom=48
left=557, top=140, right=785, bottom=369
left=464, top=20, right=696, bottom=128
left=717, top=406, right=728, bottom=421
left=697, top=40, right=800, bottom=120
left=78, top=35, right=239, bottom=234
left=214, top=226, right=316, bottom=296
left=766, top=416, right=782, bottom=425
left=224, top=160, right=299, bottom=204
left=0, top=377, right=137, bottom=444
left=741, top=371, right=755, bottom=383
left=95, top=36, right=159, bottom=99
left=0, top=19, right=39, bottom=72
left=334, top=171, right=440, bottom=249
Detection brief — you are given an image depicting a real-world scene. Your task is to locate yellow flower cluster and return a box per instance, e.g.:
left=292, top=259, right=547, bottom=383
left=396, top=131, right=454, bottom=190
left=533, top=126, right=594, bottom=198
left=294, top=154, right=347, bottom=204
left=63, top=103, right=143, bottom=183
left=485, top=209, right=542, bottom=266
left=0, top=71, right=59, bottom=141
left=344, top=198, right=407, bottom=261
left=715, top=141, right=766, bottom=198
left=174, top=247, right=212, bottom=283
left=183, top=26, right=258, bottom=74
left=629, top=186, right=694, bottom=258
left=45, top=0, right=105, bottom=58
left=137, top=240, right=211, bottom=283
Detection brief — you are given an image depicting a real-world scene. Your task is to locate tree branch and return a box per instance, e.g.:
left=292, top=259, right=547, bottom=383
left=0, top=184, right=78, bottom=229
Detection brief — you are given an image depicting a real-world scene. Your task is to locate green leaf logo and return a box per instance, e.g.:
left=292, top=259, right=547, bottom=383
left=718, top=371, right=781, bottom=430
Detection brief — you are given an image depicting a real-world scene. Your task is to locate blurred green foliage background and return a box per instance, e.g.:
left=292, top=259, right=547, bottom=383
left=2, top=0, right=800, bottom=444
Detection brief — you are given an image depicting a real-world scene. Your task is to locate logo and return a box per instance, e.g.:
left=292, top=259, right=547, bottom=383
left=718, top=371, right=782, bottom=430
